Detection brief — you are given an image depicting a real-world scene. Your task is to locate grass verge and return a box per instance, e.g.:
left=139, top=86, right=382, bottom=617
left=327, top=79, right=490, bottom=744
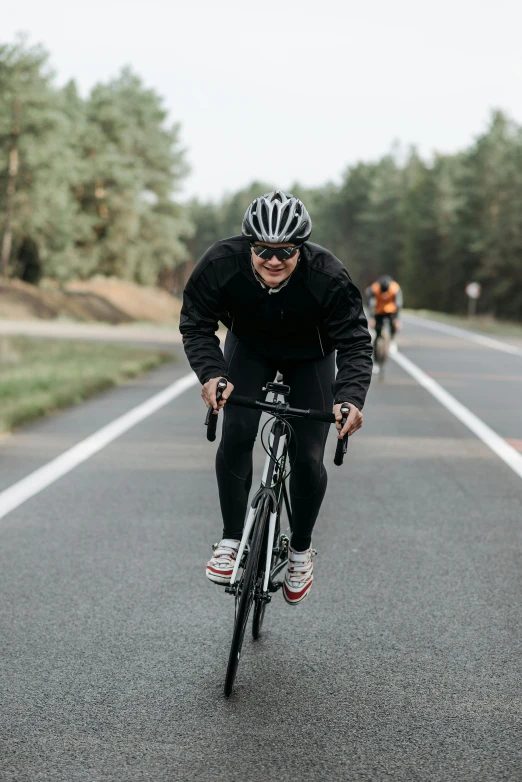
left=406, top=309, right=522, bottom=339
left=0, top=336, right=173, bottom=435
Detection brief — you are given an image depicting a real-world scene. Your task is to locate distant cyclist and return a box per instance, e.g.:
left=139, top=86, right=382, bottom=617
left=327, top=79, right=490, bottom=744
left=180, top=191, right=372, bottom=605
left=366, top=274, right=403, bottom=373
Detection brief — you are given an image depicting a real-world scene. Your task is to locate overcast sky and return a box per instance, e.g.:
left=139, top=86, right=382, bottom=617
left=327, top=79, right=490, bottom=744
left=3, top=0, right=522, bottom=201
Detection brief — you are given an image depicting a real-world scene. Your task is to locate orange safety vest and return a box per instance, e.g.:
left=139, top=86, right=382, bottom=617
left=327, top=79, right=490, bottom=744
left=371, top=281, right=400, bottom=314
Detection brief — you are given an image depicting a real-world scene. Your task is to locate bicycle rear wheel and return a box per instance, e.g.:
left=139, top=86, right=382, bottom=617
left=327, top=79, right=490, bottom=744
left=224, top=495, right=269, bottom=697
left=375, top=333, right=389, bottom=378
left=375, top=335, right=387, bottom=365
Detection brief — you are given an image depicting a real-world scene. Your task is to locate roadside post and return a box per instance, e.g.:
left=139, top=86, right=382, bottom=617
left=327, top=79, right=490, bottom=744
left=465, top=281, right=481, bottom=317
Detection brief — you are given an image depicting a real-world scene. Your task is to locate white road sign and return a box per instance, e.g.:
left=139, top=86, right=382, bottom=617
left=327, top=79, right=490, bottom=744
left=465, top=282, right=482, bottom=299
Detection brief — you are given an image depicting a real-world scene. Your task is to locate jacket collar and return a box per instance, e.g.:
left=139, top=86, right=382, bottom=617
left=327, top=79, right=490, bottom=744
left=250, top=255, right=301, bottom=295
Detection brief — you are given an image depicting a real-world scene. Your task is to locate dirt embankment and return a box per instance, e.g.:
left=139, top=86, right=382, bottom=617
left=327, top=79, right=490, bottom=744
left=0, top=278, right=182, bottom=324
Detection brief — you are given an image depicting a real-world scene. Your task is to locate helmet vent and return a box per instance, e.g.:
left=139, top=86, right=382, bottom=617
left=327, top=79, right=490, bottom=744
left=260, top=201, right=269, bottom=233
left=252, top=211, right=261, bottom=235
left=280, top=203, right=291, bottom=230
left=287, top=215, right=299, bottom=237
left=271, top=206, right=278, bottom=235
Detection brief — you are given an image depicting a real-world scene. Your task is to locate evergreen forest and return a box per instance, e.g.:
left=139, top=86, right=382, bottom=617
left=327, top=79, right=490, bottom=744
left=2, top=38, right=522, bottom=320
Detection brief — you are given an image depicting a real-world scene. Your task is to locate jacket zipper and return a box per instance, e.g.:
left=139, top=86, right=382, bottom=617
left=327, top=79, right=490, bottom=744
left=316, top=326, right=325, bottom=357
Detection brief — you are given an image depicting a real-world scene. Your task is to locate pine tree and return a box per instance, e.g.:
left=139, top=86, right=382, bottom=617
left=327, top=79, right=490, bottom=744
left=0, top=37, right=76, bottom=279
left=73, top=67, right=192, bottom=283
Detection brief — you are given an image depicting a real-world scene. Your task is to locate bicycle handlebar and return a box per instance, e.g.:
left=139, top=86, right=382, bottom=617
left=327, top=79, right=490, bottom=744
left=204, top=381, right=350, bottom=465
left=227, top=394, right=336, bottom=423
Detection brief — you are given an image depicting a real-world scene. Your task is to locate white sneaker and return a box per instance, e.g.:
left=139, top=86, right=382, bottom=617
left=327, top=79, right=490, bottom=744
left=283, top=546, right=315, bottom=605
left=206, top=539, right=240, bottom=585
left=372, top=364, right=380, bottom=375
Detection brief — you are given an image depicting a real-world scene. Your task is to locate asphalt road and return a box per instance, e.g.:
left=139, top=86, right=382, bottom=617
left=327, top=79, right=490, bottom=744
left=1, top=319, right=521, bottom=781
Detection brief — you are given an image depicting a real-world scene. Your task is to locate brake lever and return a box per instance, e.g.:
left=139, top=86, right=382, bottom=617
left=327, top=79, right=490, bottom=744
left=205, top=378, right=228, bottom=441
left=334, top=403, right=350, bottom=466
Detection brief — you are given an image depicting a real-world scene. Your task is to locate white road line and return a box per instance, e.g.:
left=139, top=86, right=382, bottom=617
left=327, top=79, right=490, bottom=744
left=392, top=351, right=522, bottom=480
left=403, top=314, right=522, bottom=357
left=0, top=372, right=198, bottom=522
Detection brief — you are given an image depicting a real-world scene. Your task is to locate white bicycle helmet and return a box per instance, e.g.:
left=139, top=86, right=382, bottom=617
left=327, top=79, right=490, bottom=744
left=242, top=190, right=312, bottom=244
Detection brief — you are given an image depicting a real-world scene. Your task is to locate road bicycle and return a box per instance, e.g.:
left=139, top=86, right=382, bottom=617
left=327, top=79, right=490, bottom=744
left=205, top=377, right=349, bottom=697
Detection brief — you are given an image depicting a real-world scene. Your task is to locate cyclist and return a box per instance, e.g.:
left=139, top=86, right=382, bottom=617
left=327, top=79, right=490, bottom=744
left=366, top=274, right=402, bottom=373
left=180, top=191, right=372, bottom=605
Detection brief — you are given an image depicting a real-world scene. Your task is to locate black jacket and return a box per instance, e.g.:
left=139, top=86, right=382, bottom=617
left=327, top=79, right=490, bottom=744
left=179, top=236, right=373, bottom=409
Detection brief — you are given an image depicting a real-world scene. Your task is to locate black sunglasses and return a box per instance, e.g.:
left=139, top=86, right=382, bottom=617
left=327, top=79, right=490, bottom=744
left=250, top=244, right=301, bottom=261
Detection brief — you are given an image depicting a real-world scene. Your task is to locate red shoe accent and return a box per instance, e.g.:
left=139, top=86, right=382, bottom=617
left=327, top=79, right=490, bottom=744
left=283, top=580, right=312, bottom=602
left=207, top=565, right=233, bottom=576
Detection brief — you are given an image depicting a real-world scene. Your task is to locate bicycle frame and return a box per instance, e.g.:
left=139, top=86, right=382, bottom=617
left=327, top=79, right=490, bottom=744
left=229, top=416, right=292, bottom=594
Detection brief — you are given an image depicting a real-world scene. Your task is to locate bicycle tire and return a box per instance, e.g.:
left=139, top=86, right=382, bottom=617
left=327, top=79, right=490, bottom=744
left=252, top=597, right=266, bottom=640
left=375, top=335, right=387, bottom=365
left=224, top=495, right=270, bottom=697
left=252, top=514, right=280, bottom=640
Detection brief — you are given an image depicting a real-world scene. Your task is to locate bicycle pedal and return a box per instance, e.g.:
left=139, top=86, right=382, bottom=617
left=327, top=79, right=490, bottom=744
left=278, top=535, right=290, bottom=558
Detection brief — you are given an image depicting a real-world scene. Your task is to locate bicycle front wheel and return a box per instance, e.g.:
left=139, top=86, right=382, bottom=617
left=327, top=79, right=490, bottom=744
left=252, top=514, right=280, bottom=640
left=224, top=495, right=269, bottom=697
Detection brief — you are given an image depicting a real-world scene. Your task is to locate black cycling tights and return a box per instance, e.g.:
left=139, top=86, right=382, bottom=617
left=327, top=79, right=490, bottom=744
left=216, top=331, right=335, bottom=552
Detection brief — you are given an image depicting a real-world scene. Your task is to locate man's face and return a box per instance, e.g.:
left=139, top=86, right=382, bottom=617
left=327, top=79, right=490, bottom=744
left=251, top=242, right=300, bottom=288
